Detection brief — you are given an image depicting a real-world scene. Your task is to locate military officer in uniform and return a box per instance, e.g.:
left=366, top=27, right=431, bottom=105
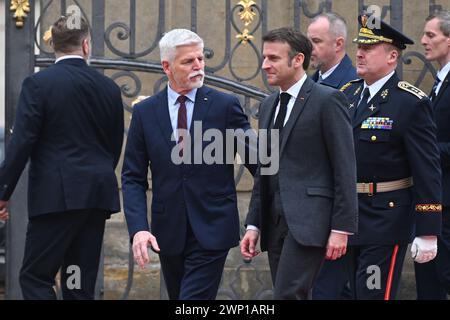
left=341, top=14, right=442, bottom=300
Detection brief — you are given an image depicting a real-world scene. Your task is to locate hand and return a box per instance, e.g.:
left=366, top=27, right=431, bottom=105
left=132, top=231, right=160, bottom=269
left=411, top=236, right=437, bottom=264
left=0, top=200, right=9, bottom=221
left=240, top=230, right=260, bottom=261
left=325, top=232, right=348, bottom=260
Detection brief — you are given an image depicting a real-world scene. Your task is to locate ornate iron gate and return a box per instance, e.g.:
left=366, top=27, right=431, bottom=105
left=4, top=0, right=442, bottom=299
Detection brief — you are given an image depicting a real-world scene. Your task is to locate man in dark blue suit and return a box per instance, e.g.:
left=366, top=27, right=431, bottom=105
left=122, top=29, right=256, bottom=300
left=307, top=13, right=358, bottom=300
left=307, top=13, right=358, bottom=90
left=0, top=16, right=124, bottom=299
left=415, top=10, right=450, bottom=300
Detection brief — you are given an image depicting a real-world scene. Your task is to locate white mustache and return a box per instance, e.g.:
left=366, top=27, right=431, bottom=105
left=189, top=71, right=205, bottom=79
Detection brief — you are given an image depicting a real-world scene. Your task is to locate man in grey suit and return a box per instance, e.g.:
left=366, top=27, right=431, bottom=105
left=241, top=27, right=358, bottom=300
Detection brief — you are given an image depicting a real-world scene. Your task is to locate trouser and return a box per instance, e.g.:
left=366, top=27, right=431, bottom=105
left=20, top=209, right=109, bottom=300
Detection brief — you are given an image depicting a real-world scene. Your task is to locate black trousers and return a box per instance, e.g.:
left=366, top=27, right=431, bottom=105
left=267, top=192, right=325, bottom=300
left=414, top=207, right=450, bottom=299
left=159, top=222, right=229, bottom=300
left=19, top=209, right=109, bottom=300
left=348, top=244, right=407, bottom=300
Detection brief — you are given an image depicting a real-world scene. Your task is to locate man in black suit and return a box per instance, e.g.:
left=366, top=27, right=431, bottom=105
left=415, top=10, right=450, bottom=300
left=0, top=16, right=124, bottom=299
left=241, top=28, right=358, bottom=300
left=122, top=29, right=256, bottom=300
left=307, top=12, right=359, bottom=300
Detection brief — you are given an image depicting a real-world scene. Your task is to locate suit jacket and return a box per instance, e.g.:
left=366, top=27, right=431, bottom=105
left=312, top=54, right=358, bottom=90
left=342, top=73, right=442, bottom=245
left=0, top=58, right=124, bottom=218
left=122, top=86, right=256, bottom=255
left=432, top=70, right=450, bottom=207
left=246, top=77, right=358, bottom=250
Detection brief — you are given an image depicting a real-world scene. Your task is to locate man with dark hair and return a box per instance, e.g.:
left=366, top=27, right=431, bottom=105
left=307, top=12, right=358, bottom=300
left=415, top=10, right=450, bottom=300
left=0, top=15, right=124, bottom=299
left=341, top=14, right=442, bottom=300
left=241, top=27, right=358, bottom=300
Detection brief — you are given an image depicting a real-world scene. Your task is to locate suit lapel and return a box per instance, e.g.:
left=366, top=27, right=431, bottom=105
left=348, top=84, right=364, bottom=121
left=155, top=88, right=177, bottom=148
left=353, top=74, right=398, bottom=128
left=433, top=72, right=450, bottom=107
left=279, top=78, right=314, bottom=155
left=190, top=87, right=212, bottom=135
left=260, top=93, right=278, bottom=130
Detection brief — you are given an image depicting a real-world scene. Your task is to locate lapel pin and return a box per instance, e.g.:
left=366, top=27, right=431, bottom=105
left=381, top=89, right=389, bottom=99
left=369, top=104, right=376, bottom=112
left=349, top=103, right=355, bottom=109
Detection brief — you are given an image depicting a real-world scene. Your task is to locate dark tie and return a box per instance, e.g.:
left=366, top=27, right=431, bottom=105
left=430, top=76, right=441, bottom=102
left=317, top=74, right=324, bottom=84
left=354, top=88, right=371, bottom=120
left=177, top=95, right=188, bottom=156
left=274, top=92, right=291, bottom=133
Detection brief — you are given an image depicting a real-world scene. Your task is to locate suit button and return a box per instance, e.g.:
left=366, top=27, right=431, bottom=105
left=389, top=202, right=395, bottom=208
left=371, top=135, right=377, bottom=141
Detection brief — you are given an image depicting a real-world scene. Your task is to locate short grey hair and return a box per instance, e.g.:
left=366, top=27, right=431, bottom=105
left=311, top=12, right=348, bottom=40
left=427, top=10, right=450, bottom=37
left=159, top=29, right=204, bottom=62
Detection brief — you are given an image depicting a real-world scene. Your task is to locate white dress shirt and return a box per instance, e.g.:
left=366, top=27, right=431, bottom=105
left=434, top=61, right=450, bottom=97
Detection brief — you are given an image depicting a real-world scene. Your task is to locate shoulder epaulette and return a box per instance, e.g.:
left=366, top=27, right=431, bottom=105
left=398, top=81, right=427, bottom=99
left=340, top=79, right=363, bottom=92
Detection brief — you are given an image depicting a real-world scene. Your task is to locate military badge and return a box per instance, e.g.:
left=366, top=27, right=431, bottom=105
left=361, top=117, right=393, bottom=130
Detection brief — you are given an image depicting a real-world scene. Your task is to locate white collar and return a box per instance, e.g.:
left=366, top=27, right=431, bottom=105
left=55, top=55, right=84, bottom=64
left=364, top=70, right=395, bottom=101
left=167, top=84, right=198, bottom=104
left=319, top=62, right=340, bottom=80
left=437, top=61, right=450, bottom=82
left=280, top=73, right=308, bottom=98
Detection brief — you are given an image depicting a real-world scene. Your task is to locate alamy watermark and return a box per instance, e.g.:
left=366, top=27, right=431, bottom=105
left=170, top=121, right=280, bottom=176
left=66, top=265, right=81, bottom=290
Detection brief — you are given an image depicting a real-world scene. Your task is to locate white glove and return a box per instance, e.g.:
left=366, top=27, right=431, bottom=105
left=411, top=236, right=437, bottom=263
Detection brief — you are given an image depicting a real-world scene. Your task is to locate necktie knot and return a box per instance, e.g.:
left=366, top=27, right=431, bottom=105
left=430, top=76, right=441, bottom=101
left=362, top=87, right=371, bottom=102
left=433, top=76, right=441, bottom=90
left=177, top=95, right=187, bottom=104
left=280, top=92, right=291, bottom=108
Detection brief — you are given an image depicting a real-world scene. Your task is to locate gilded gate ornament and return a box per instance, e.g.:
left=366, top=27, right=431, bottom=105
left=10, top=0, right=30, bottom=28
left=236, top=0, right=257, bottom=44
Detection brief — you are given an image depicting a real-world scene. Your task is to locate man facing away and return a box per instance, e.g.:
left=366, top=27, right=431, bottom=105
left=415, top=10, right=450, bottom=300
left=241, top=27, right=358, bottom=300
left=122, top=29, right=256, bottom=300
left=307, top=12, right=359, bottom=300
left=0, top=15, right=124, bottom=299
left=341, top=14, right=442, bottom=300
